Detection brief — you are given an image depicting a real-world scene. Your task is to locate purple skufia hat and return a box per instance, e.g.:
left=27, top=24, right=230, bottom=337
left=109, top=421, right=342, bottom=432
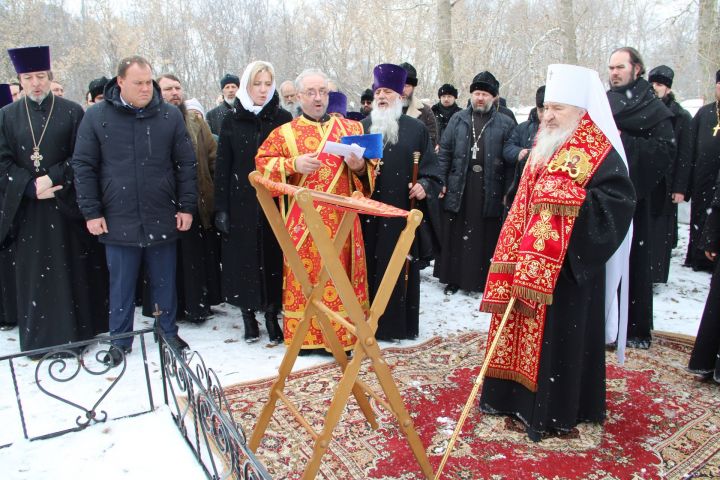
left=8, top=46, right=51, bottom=74
left=372, top=64, right=407, bottom=96
left=327, top=91, right=347, bottom=117
left=0, top=84, right=12, bottom=108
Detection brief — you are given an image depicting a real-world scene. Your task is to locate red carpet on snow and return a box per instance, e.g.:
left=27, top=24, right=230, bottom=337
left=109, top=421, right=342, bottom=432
left=224, top=332, right=720, bottom=479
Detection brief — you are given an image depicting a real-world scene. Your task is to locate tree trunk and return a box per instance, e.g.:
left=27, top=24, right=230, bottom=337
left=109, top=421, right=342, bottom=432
left=559, top=0, right=578, bottom=64
left=437, top=0, right=454, bottom=84
left=698, top=0, right=719, bottom=101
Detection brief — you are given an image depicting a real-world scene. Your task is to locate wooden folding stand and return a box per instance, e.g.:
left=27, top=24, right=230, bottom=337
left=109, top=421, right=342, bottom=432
left=247, top=172, right=434, bottom=479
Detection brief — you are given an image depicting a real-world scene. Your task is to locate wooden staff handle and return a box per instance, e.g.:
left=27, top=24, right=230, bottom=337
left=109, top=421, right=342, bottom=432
left=433, top=297, right=517, bottom=480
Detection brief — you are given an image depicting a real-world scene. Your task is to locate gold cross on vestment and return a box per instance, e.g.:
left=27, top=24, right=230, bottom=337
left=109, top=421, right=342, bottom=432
left=528, top=209, right=560, bottom=252
left=713, top=123, right=720, bottom=137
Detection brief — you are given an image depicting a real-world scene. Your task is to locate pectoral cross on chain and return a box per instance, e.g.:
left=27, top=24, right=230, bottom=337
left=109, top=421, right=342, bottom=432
left=471, top=145, right=479, bottom=160
left=31, top=147, right=43, bottom=172
left=713, top=124, right=720, bottom=137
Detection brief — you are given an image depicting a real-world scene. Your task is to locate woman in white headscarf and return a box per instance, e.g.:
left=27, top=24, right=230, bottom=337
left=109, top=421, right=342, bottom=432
left=213, top=61, right=292, bottom=344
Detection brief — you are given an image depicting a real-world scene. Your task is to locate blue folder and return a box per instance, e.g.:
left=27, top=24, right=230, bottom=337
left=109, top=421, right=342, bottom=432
left=340, top=133, right=384, bottom=159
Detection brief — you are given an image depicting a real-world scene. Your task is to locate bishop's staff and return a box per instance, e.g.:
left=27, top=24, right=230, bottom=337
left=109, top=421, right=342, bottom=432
left=433, top=297, right=517, bottom=480
left=404, top=151, right=421, bottom=290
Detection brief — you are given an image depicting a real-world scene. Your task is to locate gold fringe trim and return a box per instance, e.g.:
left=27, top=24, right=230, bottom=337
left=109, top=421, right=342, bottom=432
left=514, top=300, right=538, bottom=318
left=512, top=285, right=553, bottom=305
left=486, top=368, right=538, bottom=393
left=480, top=302, right=509, bottom=314
left=489, top=262, right=516, bottom=274
left=531, top=203, right=581, bottom=217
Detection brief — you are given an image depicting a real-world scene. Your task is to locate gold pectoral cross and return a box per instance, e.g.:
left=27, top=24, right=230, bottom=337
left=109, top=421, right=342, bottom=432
left=31, top=147, right=43, bottom=171
left=713, top=123, right=720, bottom=137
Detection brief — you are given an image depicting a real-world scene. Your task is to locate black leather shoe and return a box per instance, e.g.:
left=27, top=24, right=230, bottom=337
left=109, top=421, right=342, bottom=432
left=166, top=335, right=189, bottom=352
left=444, top=284, right=460, bottom=295
left=101, top=345, right=132, bottom=368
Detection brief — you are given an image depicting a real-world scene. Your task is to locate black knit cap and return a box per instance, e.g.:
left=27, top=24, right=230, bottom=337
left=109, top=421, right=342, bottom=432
left=535, top=85, right=545, bottom=108
left=648, top=65, right=674, bottom=89
left=360, top=88, right=374, bottom=103
left=88, top=76, right=109, bottom=101
left=438, top=83, right=458, bottom=98
left=399, top=62, right=418, bottom=87
left=469, top=71, right=499, bottom=97
left=220, top=73, right=240, bottom=89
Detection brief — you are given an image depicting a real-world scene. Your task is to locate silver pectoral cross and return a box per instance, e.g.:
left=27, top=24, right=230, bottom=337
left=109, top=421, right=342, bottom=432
left=471, top=145, right=479, bottom=160
left=31, top=147, right=43, bottom=171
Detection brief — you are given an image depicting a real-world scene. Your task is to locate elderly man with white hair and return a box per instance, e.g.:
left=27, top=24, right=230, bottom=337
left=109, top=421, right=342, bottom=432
left=255, top=68, right=374, bottom=354
left=478, top=64, right=636, bottom=442
left=360, top=63, right=442, bottom=341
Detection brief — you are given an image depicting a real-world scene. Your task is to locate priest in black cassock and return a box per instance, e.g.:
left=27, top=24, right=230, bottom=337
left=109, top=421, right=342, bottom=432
left=360, top=64, right=442, bottom=341
left=685, top=70, right=720, bottom=272
left=434, top=71, right=516, bottom=295
left=0, top=84, right=17, bottom=331
left=0, top=46, right=108, bottom=354
left=479, top=64, right=635, bottom=442
left=688, top=168, right=720, bottom=384
left=647, top=65, right=693, bottom=284
left=607, top=47, right=675, bottom=349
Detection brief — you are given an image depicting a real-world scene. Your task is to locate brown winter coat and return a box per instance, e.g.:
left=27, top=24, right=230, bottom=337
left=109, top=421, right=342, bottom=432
left=405, top=97, right=439, bottom=145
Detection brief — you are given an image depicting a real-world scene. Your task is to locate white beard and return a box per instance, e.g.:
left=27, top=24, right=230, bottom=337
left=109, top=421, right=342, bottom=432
left=369, top=99, right=403, bottom=145
left=527, top=122, right=578, bottom=173
left=28, top=92, right=49, bottom=104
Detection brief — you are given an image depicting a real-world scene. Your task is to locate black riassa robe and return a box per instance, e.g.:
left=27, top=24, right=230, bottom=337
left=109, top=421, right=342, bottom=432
left=361, top=115, right=442, bottom=340
left=688, top=173, right=720, bottom=383
left=0, top=95, right=108, bottom=352
left=608, top=79, right=675, bottom=347
left=650, top=95, right=693, bottom=283
left=686, top=102, right=720, bottom=272
left=480, top=149, right=636, bottom=439
left=213, top=94, right=291, bottom=311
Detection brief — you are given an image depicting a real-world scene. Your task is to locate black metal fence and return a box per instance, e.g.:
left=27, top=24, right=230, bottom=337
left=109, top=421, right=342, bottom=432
left=0, top=327, right=271, bottom=480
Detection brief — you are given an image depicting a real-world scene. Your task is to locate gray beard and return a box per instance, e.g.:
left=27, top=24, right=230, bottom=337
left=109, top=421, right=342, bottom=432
left=28, top=92, right=49, bottom=104
left=369, top=99, right=403, bottom=145
left=527, top=122, right=578, bottom=173
left=472, top=102, right=493, bottom=114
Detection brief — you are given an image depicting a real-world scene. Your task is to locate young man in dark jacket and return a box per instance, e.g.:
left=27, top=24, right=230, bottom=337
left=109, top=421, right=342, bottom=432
left=72, top=55, right=197, bottom=366
left=431, top=83, right=462, bottom=145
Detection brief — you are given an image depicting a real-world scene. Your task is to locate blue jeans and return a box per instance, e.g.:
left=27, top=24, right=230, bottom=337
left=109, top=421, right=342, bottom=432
left=105, top=242, right=178, bottom=347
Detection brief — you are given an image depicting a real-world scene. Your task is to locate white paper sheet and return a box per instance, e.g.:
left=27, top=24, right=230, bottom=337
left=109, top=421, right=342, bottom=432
left=322, top=141, right=366, bottom=159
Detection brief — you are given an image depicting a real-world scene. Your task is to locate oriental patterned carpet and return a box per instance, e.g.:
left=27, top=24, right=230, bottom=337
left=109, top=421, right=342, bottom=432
left=224, top=332, right=720, bottom=479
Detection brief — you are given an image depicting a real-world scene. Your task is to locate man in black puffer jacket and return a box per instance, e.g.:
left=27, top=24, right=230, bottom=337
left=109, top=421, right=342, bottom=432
left=434, top=71, right=516, bottom=295
left=72, top=55, right=197, bottom=366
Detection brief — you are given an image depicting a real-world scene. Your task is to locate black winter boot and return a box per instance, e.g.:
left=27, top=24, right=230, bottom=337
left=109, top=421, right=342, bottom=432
left=264, top=310, right=284, bottom=345
left=242, top=309, right=260, bottom=343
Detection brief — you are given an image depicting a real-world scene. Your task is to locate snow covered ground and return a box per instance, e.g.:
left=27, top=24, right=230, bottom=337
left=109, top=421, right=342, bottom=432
left=0, top=221, right=711, bottom=479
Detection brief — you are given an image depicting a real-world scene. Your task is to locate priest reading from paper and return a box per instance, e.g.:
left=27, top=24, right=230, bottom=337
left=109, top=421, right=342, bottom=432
left=255, top=68, right=376, bottom=354
left=478, top=64, right=635, bottom=442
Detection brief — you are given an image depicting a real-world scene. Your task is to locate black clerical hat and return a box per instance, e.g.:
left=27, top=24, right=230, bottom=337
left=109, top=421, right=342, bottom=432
left=470, top=71, right=499, bottom=97
left=438, top=84, right=458, bottom=98
left=716, top=69, right=720, bottom=84
left=220, top=73, right=240, bottom=89
left=88, top=76, right=109, bottom=101
left=0, top=84, right=12, bottom=108
left=536, top=85, right=546, bottom=108
left=360, top=88, right=373, bottom=103
left=399, top=62, right=418, bottom=86
left=8, top=46, right=51, bottom=74
left=648, top=65, right=674, bottom=89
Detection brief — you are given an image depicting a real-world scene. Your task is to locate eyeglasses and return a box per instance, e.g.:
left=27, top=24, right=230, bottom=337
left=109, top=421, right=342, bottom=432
left=301, top=89, right=329, bottom=98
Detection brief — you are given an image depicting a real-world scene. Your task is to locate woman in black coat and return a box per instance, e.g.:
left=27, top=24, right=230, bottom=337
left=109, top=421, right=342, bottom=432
left=214, top=61, right=292, bottom=343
